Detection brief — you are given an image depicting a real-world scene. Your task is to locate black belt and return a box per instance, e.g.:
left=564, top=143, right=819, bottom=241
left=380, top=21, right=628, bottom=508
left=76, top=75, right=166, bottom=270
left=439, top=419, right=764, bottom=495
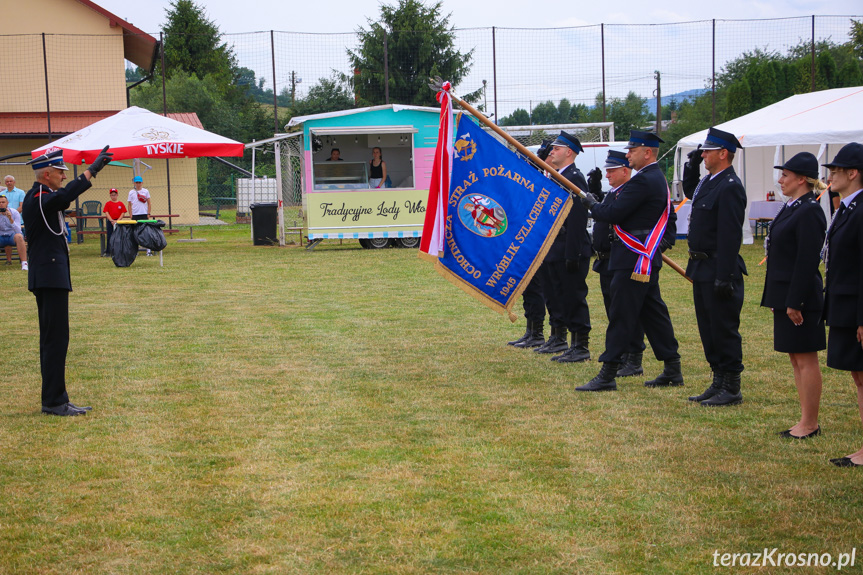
left=688, top=250, right=715, bottom=260
left=595, top=251, right=610, bottom=260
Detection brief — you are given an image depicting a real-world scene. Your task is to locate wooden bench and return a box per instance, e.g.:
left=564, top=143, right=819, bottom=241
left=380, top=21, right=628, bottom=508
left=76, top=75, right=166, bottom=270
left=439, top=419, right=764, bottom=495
left=77, top=229, right=107, bottom=254
left=4, top=245, right=23, bottom=263
left=749, top=217, right=772, bottom=238
left=151, top=214, right=181, bottom=234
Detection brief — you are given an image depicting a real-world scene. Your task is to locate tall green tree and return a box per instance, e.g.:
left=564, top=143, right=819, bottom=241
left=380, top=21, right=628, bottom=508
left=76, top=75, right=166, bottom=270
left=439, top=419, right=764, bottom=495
left=292, top=75, right=356, bottom=117
left=530, top=101, right=559, bottom=125
left=346, top=0, right=473, bottom=107
left=725, top=78, right=752, bottom=119
left=160, top=0, right=237, bottom=89
left=604, top=92, right=649, bottom=136
left=499, top=108, right=530, bottom=126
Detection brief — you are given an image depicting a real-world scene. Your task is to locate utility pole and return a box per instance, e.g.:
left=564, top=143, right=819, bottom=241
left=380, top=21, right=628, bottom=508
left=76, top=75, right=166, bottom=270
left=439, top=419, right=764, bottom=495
left=482, top=80, right=488, bottom=113
left=290, top=71, right=302, bottom=106
left=654, top=70, right=662, bottom=135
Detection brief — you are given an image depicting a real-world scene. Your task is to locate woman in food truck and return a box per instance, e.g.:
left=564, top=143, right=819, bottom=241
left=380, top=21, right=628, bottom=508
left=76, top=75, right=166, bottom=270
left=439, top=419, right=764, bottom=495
left=369, top=147, right=388, bottom=189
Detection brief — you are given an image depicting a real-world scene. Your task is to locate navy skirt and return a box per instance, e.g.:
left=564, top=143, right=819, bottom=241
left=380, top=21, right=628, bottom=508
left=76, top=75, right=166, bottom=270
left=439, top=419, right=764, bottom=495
left=773, top=309, right=826, bottom=354
left=826, top=326, right=863, bottom=371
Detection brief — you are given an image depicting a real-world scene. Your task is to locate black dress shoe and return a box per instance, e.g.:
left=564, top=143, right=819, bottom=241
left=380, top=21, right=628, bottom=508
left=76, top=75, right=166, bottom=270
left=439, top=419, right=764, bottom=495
left=830, top=457, right=863, bottom=467
left=42, top=403, right=87, bottom=416
left=68, top=402, right=92, bottom=412
left=778, top=426, right=820, bottom=439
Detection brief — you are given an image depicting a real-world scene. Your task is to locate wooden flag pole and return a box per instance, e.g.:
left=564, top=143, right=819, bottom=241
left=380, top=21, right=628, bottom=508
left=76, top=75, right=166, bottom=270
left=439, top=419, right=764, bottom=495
left=431, top=78, right=692, bottom=284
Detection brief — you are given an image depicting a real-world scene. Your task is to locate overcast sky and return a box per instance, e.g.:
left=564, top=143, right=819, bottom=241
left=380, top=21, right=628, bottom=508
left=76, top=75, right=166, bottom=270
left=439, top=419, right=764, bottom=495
left=97, top=0, right=862, bottom=34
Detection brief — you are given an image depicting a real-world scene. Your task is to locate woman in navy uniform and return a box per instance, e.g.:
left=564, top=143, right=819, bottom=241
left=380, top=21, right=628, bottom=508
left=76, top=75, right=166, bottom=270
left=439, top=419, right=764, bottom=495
left=23, top=147, right=112, bottom=416
left=761, top=152, right=827, bottom=439
left=682, top=128, right=747, bottom=407
left=822, top=143, right=863, bottom=467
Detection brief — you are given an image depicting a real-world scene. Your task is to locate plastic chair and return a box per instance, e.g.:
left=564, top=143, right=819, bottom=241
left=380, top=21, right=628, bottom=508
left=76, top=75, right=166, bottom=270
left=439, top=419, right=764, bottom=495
left=79, top=200, right=102, bottom=230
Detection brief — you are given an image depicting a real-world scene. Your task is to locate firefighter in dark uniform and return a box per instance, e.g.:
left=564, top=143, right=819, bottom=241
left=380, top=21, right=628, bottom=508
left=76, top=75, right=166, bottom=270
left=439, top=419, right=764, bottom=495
left=24, top=147, right=112, bottom=416
left=534, top=131, right=593, bottom=363
left=508, top=139, right=554, bottom=349
left=681, top=128, right=747, bottom=406
left=591, top=151, right=647, bottom=378
left=578, top=130, right=681, bottom=391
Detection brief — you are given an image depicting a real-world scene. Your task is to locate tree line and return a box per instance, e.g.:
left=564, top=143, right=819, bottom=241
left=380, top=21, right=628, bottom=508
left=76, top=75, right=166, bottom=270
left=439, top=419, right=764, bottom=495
left=128, top=0, right=863, bottom=192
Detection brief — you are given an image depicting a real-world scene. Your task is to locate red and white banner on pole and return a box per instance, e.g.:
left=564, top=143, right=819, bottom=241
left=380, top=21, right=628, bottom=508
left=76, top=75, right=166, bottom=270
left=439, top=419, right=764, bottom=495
left=418, top=82, right=454, bottom=261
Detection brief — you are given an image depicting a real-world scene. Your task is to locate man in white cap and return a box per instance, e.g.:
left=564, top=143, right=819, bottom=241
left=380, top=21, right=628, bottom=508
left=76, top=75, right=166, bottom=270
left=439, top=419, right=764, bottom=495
left=23, top=146, right=112, bottom=416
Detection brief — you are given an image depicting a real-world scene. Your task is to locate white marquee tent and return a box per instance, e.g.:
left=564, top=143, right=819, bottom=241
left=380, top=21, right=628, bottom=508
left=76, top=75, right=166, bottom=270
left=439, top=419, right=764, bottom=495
left=673, top=86, right=863, bottom=243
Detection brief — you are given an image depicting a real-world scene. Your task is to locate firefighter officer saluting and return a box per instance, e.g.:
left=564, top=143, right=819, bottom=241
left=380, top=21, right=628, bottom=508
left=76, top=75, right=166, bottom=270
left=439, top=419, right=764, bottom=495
left=23, top=147, right=112, bottom=416
left=682, top=128, right=747, bottom=406
left=579, top=130, right=682, bottom=391
left=536, top=131, right=594, bottom=364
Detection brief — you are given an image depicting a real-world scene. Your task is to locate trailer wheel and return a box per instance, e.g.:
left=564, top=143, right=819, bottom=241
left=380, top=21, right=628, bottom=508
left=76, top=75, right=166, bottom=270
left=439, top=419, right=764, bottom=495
left=358, top=238, right=370, bottom=249
left=397, top=237, right=420, bottom=249
left=367, top=237, right=392, bottom=249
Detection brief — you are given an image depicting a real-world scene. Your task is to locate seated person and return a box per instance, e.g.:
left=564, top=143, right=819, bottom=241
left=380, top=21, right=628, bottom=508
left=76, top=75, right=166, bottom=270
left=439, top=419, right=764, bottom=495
left=0, top=195, right=27, bottom=270
left=3, top=175, right=26, bottom=212
left=326, top=148, right=343, bottom=161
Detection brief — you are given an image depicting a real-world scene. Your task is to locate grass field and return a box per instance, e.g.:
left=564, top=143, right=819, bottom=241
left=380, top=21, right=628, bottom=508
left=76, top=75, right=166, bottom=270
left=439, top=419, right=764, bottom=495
left=1, top=225, right=861, bottom=574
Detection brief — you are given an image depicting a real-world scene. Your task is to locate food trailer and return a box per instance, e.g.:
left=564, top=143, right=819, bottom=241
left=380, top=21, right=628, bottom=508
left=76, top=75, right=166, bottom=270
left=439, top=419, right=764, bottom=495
left=248, top=108, right=619, bottom=249
left=285, top=104, right=447, bottom=249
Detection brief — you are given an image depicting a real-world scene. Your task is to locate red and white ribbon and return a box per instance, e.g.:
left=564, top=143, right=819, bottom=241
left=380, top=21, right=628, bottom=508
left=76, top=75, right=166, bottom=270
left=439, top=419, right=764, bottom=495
left=419, top=82, right=453, bottom=259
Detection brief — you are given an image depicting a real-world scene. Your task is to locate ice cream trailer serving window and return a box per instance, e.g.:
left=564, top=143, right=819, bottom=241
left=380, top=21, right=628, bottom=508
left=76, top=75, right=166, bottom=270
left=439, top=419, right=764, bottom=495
left=310, top=127, right=417, bottom=190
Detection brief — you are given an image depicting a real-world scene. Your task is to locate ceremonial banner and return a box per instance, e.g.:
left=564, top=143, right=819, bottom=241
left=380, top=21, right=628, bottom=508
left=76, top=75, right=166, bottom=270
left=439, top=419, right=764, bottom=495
left=434, top=114, right=572, bottom=321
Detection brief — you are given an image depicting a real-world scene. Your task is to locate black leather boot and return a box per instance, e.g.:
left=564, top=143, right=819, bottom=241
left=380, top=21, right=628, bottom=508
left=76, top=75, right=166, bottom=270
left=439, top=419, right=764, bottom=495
left=534, top=326, right=568, bottom=354
left=576, top=361, right=619, bottom=391
left=616, top=351, right=643, bottom=377
left=701, top=372, right=743, bottom=406
left=553, top=332, right=591, bottom=363
left=514, top=320, right=545, bottom=348
left=644, top=359, right=684, bottom=387
left=688, top=371, right=723, bottom=402
left=508, top=320, right=532, bottom=346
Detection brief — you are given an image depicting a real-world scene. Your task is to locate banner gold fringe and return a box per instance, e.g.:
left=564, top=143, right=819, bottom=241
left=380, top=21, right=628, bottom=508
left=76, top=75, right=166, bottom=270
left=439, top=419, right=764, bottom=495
left=631, top=272, right=651, bottom=283
left=417, top=250, right=440, bottom=263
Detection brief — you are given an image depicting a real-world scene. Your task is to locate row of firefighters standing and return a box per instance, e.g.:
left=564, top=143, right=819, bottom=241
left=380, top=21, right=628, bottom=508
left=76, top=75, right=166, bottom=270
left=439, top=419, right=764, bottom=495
left=509, top=127, right=747, bottom=406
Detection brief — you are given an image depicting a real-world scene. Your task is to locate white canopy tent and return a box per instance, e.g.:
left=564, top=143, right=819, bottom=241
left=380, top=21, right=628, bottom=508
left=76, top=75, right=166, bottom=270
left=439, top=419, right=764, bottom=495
left=673, top=86, right=863, bottom=243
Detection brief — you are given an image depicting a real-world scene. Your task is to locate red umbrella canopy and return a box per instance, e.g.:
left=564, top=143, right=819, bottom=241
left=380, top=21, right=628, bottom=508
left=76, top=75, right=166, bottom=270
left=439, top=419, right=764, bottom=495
left=32, top=106, right=244, bottom=164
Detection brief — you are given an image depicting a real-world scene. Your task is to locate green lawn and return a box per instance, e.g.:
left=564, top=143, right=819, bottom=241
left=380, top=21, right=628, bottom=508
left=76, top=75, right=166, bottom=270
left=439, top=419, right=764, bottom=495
left=1, top=226, right=860, bottom=574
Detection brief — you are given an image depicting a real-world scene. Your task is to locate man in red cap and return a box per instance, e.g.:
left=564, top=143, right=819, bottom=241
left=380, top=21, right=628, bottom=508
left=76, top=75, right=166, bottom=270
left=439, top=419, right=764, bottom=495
left=102, top=188, right=127, bottom=256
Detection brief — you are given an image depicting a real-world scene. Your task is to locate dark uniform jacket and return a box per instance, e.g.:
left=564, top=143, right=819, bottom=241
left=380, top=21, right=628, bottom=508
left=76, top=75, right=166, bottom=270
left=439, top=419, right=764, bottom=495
left=684, top=166, right=747, bottom=282
left=823, top=192, right=863, bottom=328
left=590, top=162, right=670, bottom=273
left=760, top=192, right=826, bottom=311
left=23, top=176, right=92, bottom=292
left=546, top=163, right=591, bottom=262
left=591, top=188, right=617, bottom=274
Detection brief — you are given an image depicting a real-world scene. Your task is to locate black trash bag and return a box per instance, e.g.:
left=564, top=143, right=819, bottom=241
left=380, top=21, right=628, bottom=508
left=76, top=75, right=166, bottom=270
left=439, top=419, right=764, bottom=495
left=134, top=220, right=167, bottom=251
left=110, top=224, right=138, bottom=267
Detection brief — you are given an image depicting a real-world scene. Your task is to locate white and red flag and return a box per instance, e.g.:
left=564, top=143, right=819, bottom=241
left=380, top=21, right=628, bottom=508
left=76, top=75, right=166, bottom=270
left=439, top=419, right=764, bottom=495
left=418, top=82, right=454, bottom=261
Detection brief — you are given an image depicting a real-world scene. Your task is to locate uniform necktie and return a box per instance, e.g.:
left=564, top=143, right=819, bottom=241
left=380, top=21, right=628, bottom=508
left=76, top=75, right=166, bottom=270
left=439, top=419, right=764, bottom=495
left=692, top=176, right=707, bottom=199
left=824, top=203, right=847, bottom=275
